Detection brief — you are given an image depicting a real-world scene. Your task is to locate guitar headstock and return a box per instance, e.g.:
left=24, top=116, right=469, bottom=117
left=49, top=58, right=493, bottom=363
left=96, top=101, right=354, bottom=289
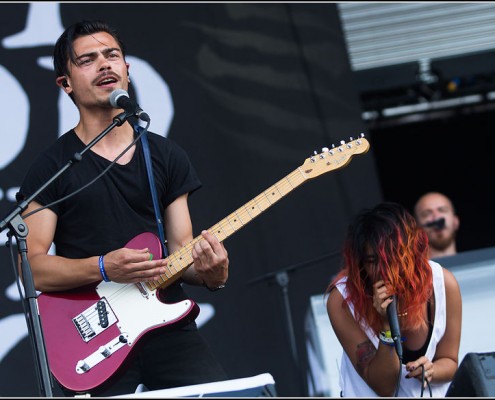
left=300, top=134, right=370, bottom=179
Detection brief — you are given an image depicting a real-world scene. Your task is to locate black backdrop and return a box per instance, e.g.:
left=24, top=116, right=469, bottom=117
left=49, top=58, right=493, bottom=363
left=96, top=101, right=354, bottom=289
left=0, top=3, right=382, bottom=396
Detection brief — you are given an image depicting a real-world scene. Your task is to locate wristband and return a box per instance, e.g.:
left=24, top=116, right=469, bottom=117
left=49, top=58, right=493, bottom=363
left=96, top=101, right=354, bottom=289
left=203, top=282, right=226, bottom=292
left=379, top=330, right=406, bottom=346
left=379, top=330, right=395, bottom=346
left=99, top=255, right=111, bottom=282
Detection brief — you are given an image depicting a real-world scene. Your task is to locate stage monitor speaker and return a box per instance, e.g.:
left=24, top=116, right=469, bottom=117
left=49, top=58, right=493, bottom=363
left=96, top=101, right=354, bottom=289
left=446, top=352, right=495, bottom=397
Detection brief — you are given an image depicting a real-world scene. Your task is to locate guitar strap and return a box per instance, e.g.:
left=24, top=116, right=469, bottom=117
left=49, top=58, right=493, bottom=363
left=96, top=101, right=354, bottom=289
left=136, top=125, right=169, bottom=257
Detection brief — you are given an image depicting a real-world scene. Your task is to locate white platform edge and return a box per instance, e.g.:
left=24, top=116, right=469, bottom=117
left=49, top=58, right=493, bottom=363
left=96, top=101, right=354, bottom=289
left=113, top=373, right=275, bottom=398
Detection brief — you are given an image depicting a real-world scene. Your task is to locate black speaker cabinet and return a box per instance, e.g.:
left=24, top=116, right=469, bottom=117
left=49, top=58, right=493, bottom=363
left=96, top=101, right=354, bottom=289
left=446, top=352, right=495, bottom=396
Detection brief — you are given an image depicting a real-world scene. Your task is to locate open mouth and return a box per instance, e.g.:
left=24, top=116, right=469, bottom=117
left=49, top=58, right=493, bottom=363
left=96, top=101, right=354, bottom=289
left=97, top=77, right=118, bottom=86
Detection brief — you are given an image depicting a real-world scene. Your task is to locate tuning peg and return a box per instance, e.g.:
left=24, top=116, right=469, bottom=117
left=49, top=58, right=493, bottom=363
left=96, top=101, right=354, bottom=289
left=321, top=147, right=329, bottom=153
left=349, top=136, right=354, bottom=141
left=356, top=132, right=366, bottom=145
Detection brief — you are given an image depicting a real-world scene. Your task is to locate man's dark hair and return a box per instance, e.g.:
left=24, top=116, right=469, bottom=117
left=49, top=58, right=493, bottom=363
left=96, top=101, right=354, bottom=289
left=53, top=20, right=126, bottom=77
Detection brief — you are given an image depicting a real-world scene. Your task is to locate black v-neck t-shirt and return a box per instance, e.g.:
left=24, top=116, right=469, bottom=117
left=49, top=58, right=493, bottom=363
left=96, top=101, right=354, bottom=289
left=19, top=128, right=201, bottom=260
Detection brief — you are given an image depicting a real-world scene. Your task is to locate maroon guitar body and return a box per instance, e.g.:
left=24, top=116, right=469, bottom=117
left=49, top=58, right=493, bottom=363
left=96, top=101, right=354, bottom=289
left=37, top=232, right=199, bottom=392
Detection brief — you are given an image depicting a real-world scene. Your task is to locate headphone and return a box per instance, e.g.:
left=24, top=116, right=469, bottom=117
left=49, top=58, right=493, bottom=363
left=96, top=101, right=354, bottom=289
left=62, top=79, right=69, bottom=88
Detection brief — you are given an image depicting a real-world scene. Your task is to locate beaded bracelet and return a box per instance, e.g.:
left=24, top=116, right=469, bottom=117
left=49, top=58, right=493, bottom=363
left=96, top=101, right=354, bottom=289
left=379, top=330, right=406, bottom=346
left=379, top=330, right=395, bottom=346
left=98, top=255, right=111, bottom=282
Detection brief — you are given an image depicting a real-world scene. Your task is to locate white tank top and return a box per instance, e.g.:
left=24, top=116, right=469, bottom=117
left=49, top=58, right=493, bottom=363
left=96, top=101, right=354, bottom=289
left=334, top=260, right=451, bottom=397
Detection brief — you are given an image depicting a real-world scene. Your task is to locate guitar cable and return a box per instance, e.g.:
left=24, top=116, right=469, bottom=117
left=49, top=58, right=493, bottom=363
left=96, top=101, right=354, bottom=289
left=392, top=355, right=402, bottom=397
left=22, top=119, right=150, bottom=220
left=392, top=360, right=432, bottom=397
left=420, top=364, right=433, bottom=397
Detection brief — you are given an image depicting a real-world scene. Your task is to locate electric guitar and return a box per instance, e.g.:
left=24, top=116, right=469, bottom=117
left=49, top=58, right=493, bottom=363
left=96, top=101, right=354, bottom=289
left=37, top=135, right=370, bottom=392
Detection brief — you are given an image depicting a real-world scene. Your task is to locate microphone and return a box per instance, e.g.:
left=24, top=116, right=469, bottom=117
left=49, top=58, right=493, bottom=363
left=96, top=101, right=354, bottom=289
left=387, top=295, right=403, bottom=360
left=424, top=217, right=445, bottom=230
left=109, top=89, right=150, bottom=122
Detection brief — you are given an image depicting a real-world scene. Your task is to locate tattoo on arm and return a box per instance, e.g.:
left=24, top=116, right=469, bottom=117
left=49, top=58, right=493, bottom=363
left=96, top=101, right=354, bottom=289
left=356, top=340, right=376, bottom=376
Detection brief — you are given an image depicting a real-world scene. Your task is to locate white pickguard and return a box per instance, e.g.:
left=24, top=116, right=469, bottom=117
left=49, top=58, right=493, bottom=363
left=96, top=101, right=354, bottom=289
left=96, top=281, right=193, bottom=345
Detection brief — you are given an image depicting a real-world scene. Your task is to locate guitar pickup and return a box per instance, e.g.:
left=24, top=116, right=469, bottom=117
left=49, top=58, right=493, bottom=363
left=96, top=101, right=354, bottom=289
left=73, top=298, right=118, bottom=342
left=135, top=282, right=149, bottom=298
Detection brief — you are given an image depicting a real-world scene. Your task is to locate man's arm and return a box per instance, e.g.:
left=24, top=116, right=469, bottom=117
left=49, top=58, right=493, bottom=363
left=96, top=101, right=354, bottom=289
left=22, top=201, right=167, bottom=292
left=21, top=201, right=101, bottom=291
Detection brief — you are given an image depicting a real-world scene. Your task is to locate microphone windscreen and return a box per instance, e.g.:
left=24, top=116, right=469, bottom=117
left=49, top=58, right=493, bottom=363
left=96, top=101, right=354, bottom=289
left=109, top=89, right=128, bottom=109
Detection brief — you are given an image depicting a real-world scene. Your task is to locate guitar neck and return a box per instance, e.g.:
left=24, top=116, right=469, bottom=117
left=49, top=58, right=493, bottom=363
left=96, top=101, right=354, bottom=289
left=149, top=167, right=308, bottom=290
left=147, top=135, right=370, bottom=291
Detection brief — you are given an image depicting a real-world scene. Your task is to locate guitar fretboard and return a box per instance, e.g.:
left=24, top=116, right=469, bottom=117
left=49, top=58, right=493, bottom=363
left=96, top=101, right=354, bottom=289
left=146, top=167, right=307, bottom=290
left=145, top=136, right=370, bottom=291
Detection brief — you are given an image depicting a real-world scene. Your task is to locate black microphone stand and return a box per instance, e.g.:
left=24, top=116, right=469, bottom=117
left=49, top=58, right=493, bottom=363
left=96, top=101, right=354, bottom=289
left=247, top=251, right=340, bottom=396
left=0, top=111, right=128, bottom=397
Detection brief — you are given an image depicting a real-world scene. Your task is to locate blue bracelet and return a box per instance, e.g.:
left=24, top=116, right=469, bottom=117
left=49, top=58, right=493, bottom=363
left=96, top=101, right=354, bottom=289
left=98, top=255, right=111, bottom=282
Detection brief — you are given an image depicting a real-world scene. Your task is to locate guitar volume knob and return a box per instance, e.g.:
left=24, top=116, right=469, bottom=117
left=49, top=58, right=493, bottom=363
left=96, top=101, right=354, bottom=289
left=76, top=360, right=90, bottom=373
left=99, top=346, right=111, bottom=358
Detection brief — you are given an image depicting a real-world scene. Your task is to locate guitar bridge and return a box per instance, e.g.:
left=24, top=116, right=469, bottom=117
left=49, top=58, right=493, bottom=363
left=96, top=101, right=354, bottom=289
left=73, top=298, right=117, bottom=342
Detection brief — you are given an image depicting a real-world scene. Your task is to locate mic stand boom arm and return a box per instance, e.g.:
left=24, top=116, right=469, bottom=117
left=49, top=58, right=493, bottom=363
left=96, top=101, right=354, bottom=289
left=0, top=111, right=127, bottom=397
left=0, top=111, right=128, bottom=232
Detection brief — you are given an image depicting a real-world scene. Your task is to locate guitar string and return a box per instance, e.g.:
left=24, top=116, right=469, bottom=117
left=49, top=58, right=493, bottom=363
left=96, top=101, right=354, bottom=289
left=151, top=164, right=332, bottom=291
left=151, top=144, right=356, bottom=290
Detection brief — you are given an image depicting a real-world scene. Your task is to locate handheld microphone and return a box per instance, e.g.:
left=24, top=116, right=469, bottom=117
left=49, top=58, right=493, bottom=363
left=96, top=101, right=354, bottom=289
left=387, top=295, right=403, bottom=360
left=109, top=89, right=150, bottom=122
left=424, top=217, right=445, bottom=230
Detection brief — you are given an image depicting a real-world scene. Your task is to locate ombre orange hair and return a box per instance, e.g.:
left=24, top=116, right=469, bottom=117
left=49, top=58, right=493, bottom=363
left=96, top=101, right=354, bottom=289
left=327, top=202, right=433, bottom=333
